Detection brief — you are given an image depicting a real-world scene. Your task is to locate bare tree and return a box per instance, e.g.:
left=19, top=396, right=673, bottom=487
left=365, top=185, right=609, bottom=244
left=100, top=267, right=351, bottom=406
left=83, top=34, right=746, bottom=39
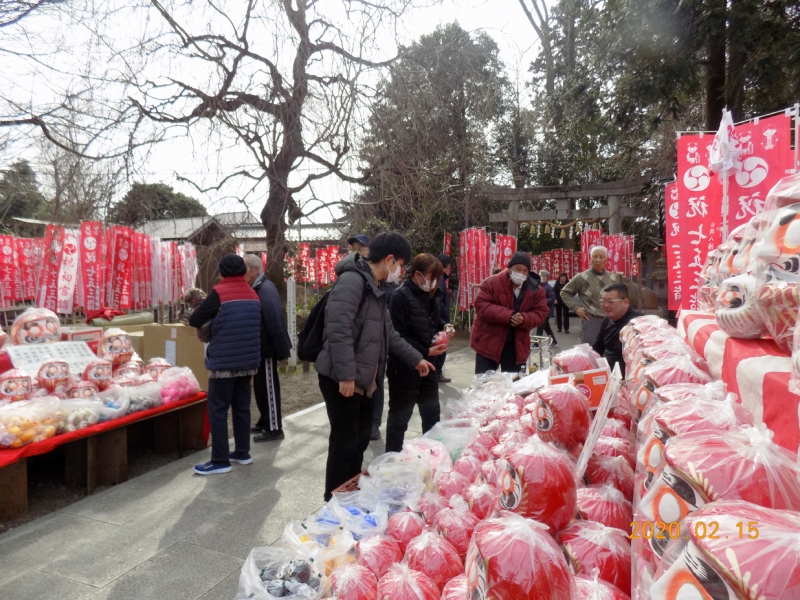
left=122, top=0, right=430, bottom=287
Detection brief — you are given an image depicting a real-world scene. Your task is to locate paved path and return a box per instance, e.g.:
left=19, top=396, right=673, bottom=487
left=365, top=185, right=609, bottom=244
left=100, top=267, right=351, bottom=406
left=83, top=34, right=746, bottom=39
left=0, top=328, right=582, bottom=600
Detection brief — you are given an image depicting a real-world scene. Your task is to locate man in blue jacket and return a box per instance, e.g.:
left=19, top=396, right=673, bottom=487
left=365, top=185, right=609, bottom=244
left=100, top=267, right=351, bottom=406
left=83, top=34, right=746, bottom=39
left=189, top=255, right=262, bottom=475
left=245, top=254, right=292, bottom=442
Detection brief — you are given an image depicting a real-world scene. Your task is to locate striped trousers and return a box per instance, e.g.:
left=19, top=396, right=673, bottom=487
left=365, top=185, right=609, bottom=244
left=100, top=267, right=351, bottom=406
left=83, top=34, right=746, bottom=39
left=253, top=357, right=282, bottom=433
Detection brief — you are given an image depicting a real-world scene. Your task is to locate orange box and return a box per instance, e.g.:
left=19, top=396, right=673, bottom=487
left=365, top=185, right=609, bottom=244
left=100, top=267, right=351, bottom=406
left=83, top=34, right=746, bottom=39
left=549, top=358, right=611, bottom=409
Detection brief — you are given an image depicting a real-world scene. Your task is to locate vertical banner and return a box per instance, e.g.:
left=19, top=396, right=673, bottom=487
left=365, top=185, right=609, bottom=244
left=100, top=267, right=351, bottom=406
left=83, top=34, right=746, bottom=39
left=80, top=222, right=103, bottom=312
left=530, top=254, right=541, bottom=274
left=307, top=250, right=317, bottom=283
left=677, top=133, right=723, bottom=310
left=495, top=235, right=516, bottom=270
left=298, top=243, right=310, bottom=283
left=443, top=233, right=452, bottom=256
left=489, top=235, right=498, bottom=274
left=458, top=231, right=468, bottom=311
left=665, top=181, right=682, bottom=310
left=37, top=225, right=64, bottom=311
left=727, top=112, right=795, bottom=230
left=16, top=238, right=35, bottom=301
left=572, top=251, right=580, bottom=279
left=318, top=248, right=329, bottom=286
left=0, top=236, right=16, bottom=307
left=484, top=229, right=491, bottom=281
left=467, top=229, right=477, bottom=306
left=326, top=246, right=339, bottom=283
left=110, top=227, right=134, bottom=309
left=56, top=229, right=79, bottom=314
left=541, top=251, right=552, bottom=275
left=551, top=249, right=561, bottom=277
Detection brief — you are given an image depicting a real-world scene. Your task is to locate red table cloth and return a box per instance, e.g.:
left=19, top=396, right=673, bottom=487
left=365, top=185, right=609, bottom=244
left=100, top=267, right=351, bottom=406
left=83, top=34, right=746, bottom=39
left=677, top=311, right=799, bottom=454
left=0, top=391, right=208, bottom=469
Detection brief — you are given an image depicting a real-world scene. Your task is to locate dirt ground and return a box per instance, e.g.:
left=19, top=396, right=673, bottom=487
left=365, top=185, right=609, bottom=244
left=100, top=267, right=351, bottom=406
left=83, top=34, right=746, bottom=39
left=1, top=328, right=474, bottom=534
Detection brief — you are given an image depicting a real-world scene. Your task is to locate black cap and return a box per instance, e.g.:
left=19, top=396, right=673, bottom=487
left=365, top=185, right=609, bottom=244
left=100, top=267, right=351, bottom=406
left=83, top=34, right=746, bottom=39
left=507, top=251, right=531, bottom=272
left=347, top=234, right=370, bottom=246
left=438, top=253, right=451, bottom=268
left=218, top=254, right=247, bottom=277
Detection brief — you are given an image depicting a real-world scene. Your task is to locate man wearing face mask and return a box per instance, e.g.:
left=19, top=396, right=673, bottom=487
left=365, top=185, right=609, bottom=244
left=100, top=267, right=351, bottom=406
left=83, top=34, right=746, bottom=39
left=347, top=234, right=370, bottom=258
left=315, top=232, right=436, bottom=500
left=470, top=251, right=550, bottom=375
left=559, top=246, right=619, bottom=344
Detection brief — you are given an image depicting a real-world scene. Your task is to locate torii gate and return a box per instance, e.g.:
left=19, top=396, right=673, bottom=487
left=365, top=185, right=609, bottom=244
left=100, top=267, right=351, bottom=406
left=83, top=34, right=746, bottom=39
left=480, top=175, right=652, bottom=236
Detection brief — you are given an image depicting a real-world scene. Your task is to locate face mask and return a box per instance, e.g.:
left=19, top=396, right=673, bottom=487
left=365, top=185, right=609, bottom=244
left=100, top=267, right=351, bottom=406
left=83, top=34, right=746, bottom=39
left=386, top=258, right=400, bottom=284
left=416, top=273, right=434, bottom=292
left=510, top=271, right=527, bottom=286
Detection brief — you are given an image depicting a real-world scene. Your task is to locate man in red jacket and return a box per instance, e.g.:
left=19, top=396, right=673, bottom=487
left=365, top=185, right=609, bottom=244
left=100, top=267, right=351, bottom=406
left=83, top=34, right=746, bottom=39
left=471, top=251, right=550, bottom=375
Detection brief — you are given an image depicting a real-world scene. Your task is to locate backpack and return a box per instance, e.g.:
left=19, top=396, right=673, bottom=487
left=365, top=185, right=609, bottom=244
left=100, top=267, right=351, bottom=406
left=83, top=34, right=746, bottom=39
left=297, top=279, right=370, bottom=363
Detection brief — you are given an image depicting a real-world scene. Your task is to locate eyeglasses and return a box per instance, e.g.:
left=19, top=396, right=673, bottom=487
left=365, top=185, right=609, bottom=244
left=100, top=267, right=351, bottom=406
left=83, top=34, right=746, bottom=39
left=600, top=298, right=625, bottom=306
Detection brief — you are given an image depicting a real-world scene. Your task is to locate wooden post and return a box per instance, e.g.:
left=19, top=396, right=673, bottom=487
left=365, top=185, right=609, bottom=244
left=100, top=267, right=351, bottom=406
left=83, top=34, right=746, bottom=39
left=507, top=201, right=519, bottom=237
left=608, top=196, right=621, bottom=234
left=0, top=460, right=28, bottom=519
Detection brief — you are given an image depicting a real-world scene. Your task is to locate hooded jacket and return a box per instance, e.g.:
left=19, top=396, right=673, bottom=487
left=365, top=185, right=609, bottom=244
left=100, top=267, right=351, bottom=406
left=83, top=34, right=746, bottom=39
left=251, top=273, right=292, bottom=361
left=470, top=269, right=550, bottom=365
left=314, top=253, right=423, bottom=391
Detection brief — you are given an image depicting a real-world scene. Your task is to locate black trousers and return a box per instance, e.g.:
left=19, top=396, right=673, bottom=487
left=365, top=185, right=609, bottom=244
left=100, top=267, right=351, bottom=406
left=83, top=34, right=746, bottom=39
left=385, top=366, right=440, bottom=453
left=555, top=303, right=570, bottom=332
left=536, top=317, right=557, bottom=344
left=372, top=371, right=386, bottom=429
left=253, top=357, right=282, bottom=432
left=475, top=341, right=524, bottom=375
left=207, top=375, right=251, bottom=463
left=433, top=352, right=446, bottom=376
left=319, top=374, right=373, bottom=501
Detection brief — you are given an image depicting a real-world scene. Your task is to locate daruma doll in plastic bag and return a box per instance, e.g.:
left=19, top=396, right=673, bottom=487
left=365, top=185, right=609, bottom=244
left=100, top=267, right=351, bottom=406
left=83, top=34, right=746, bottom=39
left=638, top=425, right=800, bottom=564
left=465, top=511, right=575, bottom=600
left=0, top=369, right=32, bottom=402
left=630, top=356, right=711, bottom=422
left=83, top=359, right=113, bottom=391
left=576, top=485, right=632, bottom=534
left=593, top=436, right=635, bottom=470
left=356, top=535, right=402, bottom=580
left=377, top=563, right=439, bottom=600
left=696, top=247, right=722, bottom=312
left=145, top=357, right=172, bottom=381
left=440, top=575, right=467, bottom=600
left=651, top=500, right=800, bottom=600
left=436, top=470, right=470, bottom=500
left=10, top=307, right=61, bottom=345
left=99, top=327, right=133, bottom=366
left=433, top=496, right=479, bottom=558
left=557, top=520, right=632, bottom=595
left=715, top=273, right=769, bottom=339
left=403, top=531, right=463, bottom=591
left=37, top=358, right=70, bottom=393
left=533, top=383, right=591, bottom=450
left=327, top=563, right=378, bottom=600
left=499, top=436, right=577, bottom=533
left=552, top=343, right=600, bottom=375
left=573, top=575, right=631, bottom=600
left=67, top=380, right=98, bottom=399
left=415, top=491, right=448, bottom=526
left=464, top=480, right=499, bottom=520
left=584, top=454, right=634, bottom=502
left=385, top=510, right=426, bottom=553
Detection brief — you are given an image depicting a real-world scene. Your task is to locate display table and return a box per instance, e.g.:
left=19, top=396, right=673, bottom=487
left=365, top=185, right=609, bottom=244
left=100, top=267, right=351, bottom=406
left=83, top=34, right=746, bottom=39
left=0, top=392, right=208, bottom=519
left=677, top=311, right=800, bottom=454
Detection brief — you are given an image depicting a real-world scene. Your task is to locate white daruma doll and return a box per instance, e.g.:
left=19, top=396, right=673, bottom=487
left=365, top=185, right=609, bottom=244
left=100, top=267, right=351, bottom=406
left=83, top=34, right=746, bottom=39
left=10, top=308, right=61, bottom=345
left=68, top=380, right=98, bottom=399
left=37, top=358, right=70, bottom=393
left=0, top=369, right=32, bottom=402
left=82, top=359, right=113, bottom=391
left=146, top=358, right=171, bottom=381
left=99, top=328, right=133, bottom=367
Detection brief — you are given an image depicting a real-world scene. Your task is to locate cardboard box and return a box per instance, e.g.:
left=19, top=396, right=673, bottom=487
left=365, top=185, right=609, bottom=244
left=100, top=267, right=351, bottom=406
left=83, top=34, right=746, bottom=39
left=549, top=358, right=611, bottom=409
left=142, top=324, right=208, bottom=391
left=102, top=324, right=147, bottom=334
left=61, top=326, right=103, bottom=354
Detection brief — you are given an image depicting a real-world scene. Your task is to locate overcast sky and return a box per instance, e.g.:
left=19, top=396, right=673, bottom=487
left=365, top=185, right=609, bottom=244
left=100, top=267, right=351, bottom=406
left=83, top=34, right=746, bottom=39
left=6, top=0, right=550, bottom=224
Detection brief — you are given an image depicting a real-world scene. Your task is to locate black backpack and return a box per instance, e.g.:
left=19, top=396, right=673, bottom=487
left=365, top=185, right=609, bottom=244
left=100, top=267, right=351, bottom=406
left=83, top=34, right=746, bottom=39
left=297, top=280, right=369, bottom=363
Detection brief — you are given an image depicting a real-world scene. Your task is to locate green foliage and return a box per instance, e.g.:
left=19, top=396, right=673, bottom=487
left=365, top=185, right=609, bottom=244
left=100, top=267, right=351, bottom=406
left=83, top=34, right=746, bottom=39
left=0, top=160, right=45, bottom=233
left=109, top=183, right=207, bottom=227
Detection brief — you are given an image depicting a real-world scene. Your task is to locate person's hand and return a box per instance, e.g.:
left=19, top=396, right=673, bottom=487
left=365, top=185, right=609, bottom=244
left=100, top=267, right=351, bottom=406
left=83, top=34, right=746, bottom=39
left=445, top=327, right=456, bottom=340
left=428, top=344, right=446, bottom=357
left=339, top=380, right=355, bottom=397
left=575, top=307, right=590, bottom=321
left=510, top=313, right=524, bottom=327
left=415, top=360, right=435, bottom=376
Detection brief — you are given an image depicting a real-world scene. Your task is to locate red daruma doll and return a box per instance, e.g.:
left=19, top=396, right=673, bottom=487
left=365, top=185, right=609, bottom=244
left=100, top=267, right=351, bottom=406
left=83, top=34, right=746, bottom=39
left=10, top=307, right=61, bottom=345
left=82, top=359, right=112, bottom=391
left=99, top=328, right=133, bottom=367
left=37, top=358, right=70, bottom=393
left=0, top=369, right=32, bottom=402
left=533, top=384, right=591, bottom=450
left=146, top=358, right=171, bottom=381
left=465, top=512, right=575, bottom=600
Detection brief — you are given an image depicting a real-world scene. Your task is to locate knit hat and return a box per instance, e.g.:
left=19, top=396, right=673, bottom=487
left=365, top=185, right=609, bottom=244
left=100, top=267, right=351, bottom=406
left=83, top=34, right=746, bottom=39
left=507, top=251, right=531, bottom=272
left=438, top=253, right=451, bottom=268
left=218, top=254, right=247, bottom=277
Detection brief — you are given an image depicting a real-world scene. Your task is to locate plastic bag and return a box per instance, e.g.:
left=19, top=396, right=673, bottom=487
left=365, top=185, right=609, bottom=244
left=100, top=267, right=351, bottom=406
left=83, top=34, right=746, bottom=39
left=432, top=496, right=479, bottom=558
left=479, top=459, right=504, bottom=488
left=463, top=480, right=499, bottom=520
left=237, top=546, right=323, bottom=600
left=367, top=452, right=430, bottom=494
left=330, top=491, right=389, bottom=541
left=573, top=575, right=632, bottom=600
left=0, top=396, right=58, bottom=448
left=440, top=575, right=468, bottom=600
left=584, top=455, right=634, bottom=503
left=83, top=359, right=113, bottom=391
left=630, top=356, right=712, bottom=421
left=324, top=564, right=378, bottom=600
left=403, top=531, right=463, bottom=592
left=460, top=440, right=492, bottom=463
left=557, top=520, right=632, bottom=595
left=490, top=429, right=529, bottom=459
left=599, top=418, right=629, bottom=441
left=465, top=511, right=575, bottom=600
left=126, top=381, right=163, bottom=414
left=356, top=535, right=403, bottom=580
left=10, top=307, right=61, bottom=345
left=37, top=358, right=71, bottom=395
left=715, top=273, right=769, bottom=339
left=637, top=425, right=800, bottom=566
left=436, top=470, right=470, bottom=500
left=576, top=485, right=632, bottom=534
left=552, top=344, right=601, bottom=375
left=695, top=247, right=722, bottom=312
left=158, top=367, right=200, bottom=404
left=55, top=399, right=101, bottom=433
left=414, top=491, right=448, bottom=525
left=281, top=520, right=356, bottom=577
left=376, top=563, right=439, bottom=600
left=593, top=436, right=635, bottom=470
left=636, top=382, right=727, bottom=446
left=98, top=328, right=134, bottom=366
left=385, top=510, right=426, bottom=553
left=401, top=438, right=453, bottom=478
left=96, top=385, right=130, bottom=422
left=0, top=369, right=32, bottom=402
left=422, top=418, right=479, bottom=462
left=499, top=436, right=577, bottom=533
left=651, top=499, right=800, bottom=600
left=531, top=384, right=591, bottom=450
left=451, top=453, right=482, bottom=483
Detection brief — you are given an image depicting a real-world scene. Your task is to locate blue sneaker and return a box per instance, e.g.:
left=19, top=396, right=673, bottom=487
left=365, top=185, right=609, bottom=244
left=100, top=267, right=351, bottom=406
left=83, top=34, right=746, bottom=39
left=229, top=451, right=253, bottom=465
left=193, top=461, right=232, bottom=475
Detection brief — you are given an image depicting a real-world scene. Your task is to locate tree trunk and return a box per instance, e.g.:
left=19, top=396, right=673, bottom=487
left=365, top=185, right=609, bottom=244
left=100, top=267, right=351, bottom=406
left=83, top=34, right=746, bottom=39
left=726, top=0, right=749, bottom=121
left=261, top=174, right=291, bottom=296
left=704, top=0, right=727, bottom=131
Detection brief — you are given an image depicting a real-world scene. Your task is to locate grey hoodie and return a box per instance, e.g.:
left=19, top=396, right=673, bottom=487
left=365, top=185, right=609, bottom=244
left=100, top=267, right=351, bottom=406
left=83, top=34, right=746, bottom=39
left=314, top=253, right=423, bottom=393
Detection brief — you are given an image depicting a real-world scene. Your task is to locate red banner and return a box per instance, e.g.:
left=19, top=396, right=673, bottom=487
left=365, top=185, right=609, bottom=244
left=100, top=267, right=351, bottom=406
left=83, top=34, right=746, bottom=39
left=298, top=243, right=310, bottom=283
left=665, top=181, right=682, bottom=310
left=531, top=254, right=541, bottom=274
left=727, top=112, right=795, bottom=230
left=495, top=235, right=516, bottom=270
left=443, top=233, right=452, bottom=256
left=109, top=226, right=134, bottom=309
left=37, top=225, right=64, bottom=311
left=327, top=245, right=339, bottom=282
left=458, top=231, right=468, bottom=311
left=677, top=133, right=723, bottom=310
left=79, top=222, right=103, bottom=312
left=16, top=238, right=35, bottom=301
left=580, top=230, right=602, bottom=271
left=0, top=235, right=16, bottom=307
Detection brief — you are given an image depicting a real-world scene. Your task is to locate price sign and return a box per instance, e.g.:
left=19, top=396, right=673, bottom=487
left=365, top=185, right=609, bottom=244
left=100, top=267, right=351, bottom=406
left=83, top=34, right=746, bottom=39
left=7, top=341, right=98, bottom=377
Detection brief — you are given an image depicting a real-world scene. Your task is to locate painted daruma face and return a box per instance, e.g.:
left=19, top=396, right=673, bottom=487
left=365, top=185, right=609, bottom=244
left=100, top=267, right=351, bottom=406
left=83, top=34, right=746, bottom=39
left=0, top=369, right=32, bottom=402
left=714, top=274, right=768, bottom=339
left=82, top=359, right=112, bottom=391
left=37, top=359, right=70, bottom=392
left=100, top=328, right=133, bottom=365
left=756, top=203, right=800, bottom=282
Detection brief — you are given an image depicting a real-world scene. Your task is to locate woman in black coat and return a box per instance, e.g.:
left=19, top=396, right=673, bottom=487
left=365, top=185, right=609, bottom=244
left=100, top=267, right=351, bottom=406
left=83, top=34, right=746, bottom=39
left=552, top=272, right=570, bottom=334
left=385, top=253, right=452, bottom=453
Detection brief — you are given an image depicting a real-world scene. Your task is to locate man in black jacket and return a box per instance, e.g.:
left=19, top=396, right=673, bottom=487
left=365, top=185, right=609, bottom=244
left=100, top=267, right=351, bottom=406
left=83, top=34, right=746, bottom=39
left=434, top=254, right=452, bottom=383
left=591, top=282, right=641, bottom=377
left=244, top=255, right=292, bottom=442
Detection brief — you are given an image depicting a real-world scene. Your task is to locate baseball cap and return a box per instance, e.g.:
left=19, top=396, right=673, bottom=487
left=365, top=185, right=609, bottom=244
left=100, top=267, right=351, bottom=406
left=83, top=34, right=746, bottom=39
left=347, top=234, right=370, bottom=246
